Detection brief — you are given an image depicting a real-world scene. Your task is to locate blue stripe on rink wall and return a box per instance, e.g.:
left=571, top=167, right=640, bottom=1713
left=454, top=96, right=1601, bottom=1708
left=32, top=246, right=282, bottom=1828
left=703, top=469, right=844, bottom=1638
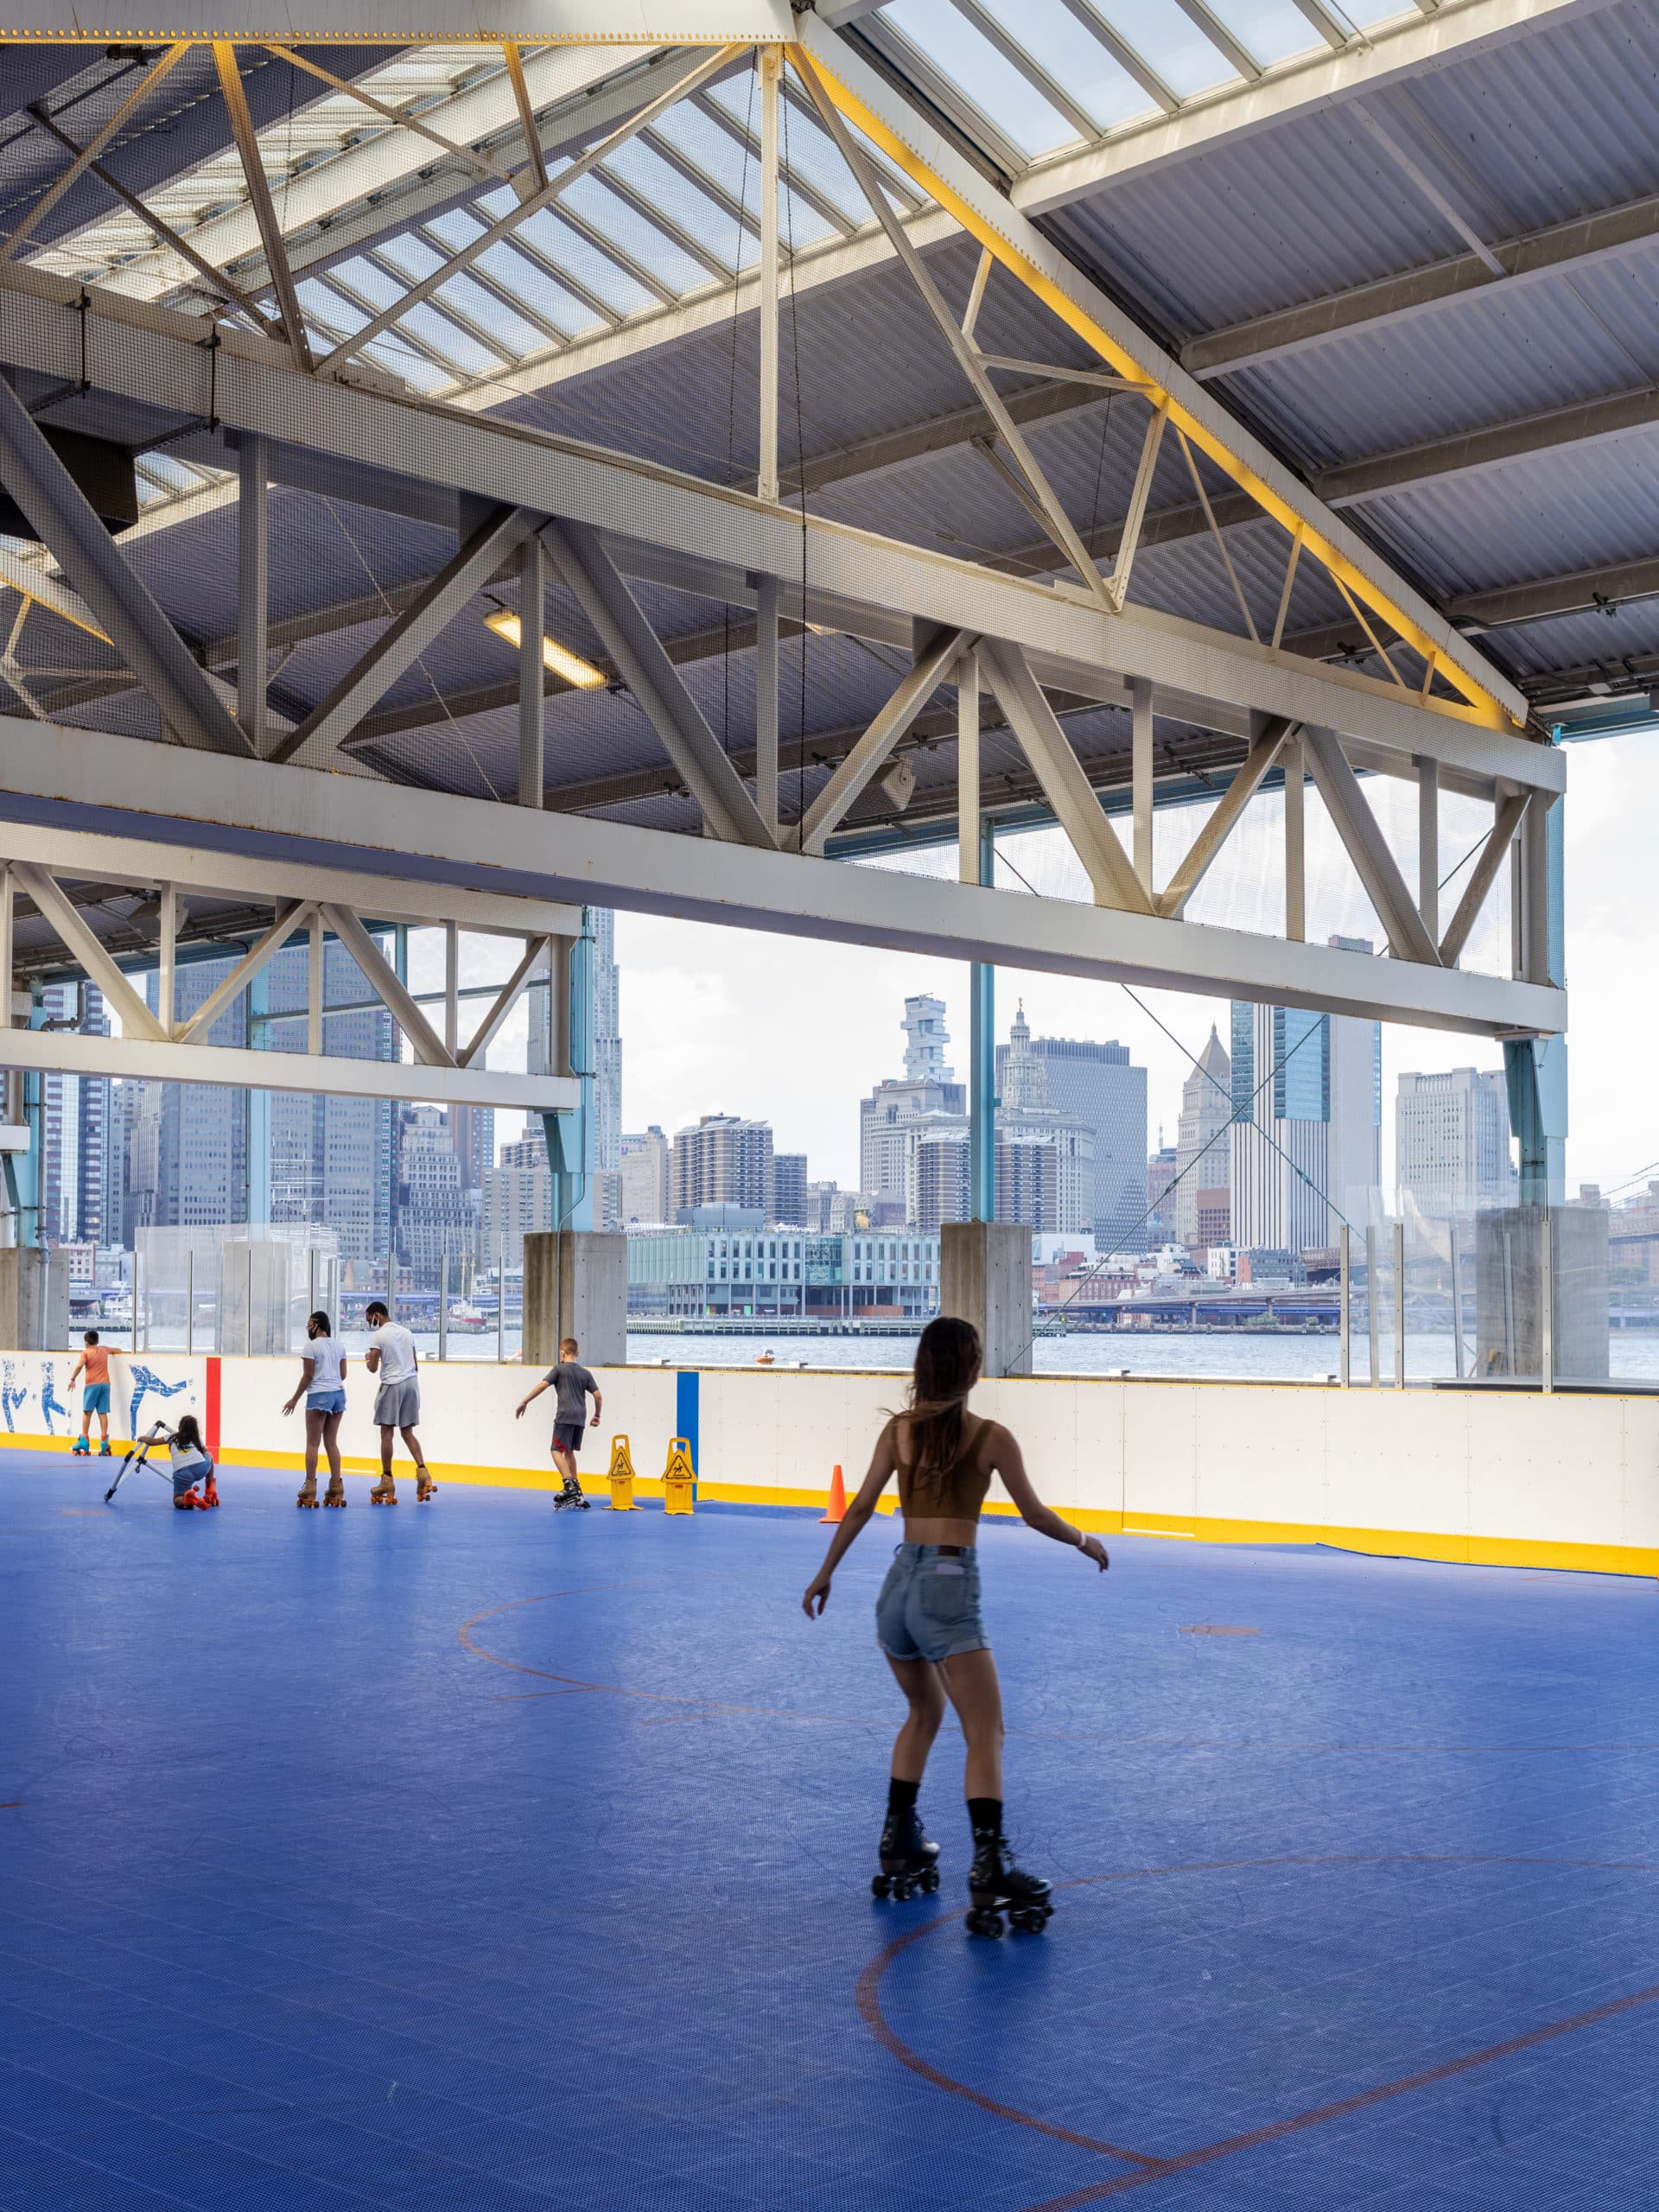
left=676, top=1370, right=699, bottom=1495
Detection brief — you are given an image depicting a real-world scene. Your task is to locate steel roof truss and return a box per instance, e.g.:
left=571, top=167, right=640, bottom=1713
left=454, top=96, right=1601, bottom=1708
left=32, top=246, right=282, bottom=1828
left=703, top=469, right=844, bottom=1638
left=1302, top=726, right=1441, bottom=965
left=980, top=640, right=1153, bottom=913
left=270, top=502, right=539, bottom=768
left=12, top=861, right=169, bottom=1042
left=1156, top=715, right=1294, bottom=918
left=213, top=42, right=314, bottom=371
left=538, top=516, right=775, bottom=849
left=800, top=622, right=974, bottom=852
left=4, top=43, right=191, bottom=261
left=1440, top=790, right=1530, bottom=968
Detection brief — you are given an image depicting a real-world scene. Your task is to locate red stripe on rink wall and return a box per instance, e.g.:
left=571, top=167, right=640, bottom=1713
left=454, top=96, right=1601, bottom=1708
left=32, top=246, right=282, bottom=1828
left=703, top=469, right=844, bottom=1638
left=205, top=1357, right=221, bottom=1459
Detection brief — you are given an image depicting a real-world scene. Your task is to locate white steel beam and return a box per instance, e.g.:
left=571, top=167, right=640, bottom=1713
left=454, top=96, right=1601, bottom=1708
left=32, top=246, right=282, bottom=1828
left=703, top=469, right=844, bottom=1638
left=0, top=821, right=582, bottom=941
left=0, top=713, right=1561, bottom=1038
left=0, top=4, right=794, bottom=39
left=321, top=903, right=454, bottom=1067
left=0, top=1024, right=580, bottom=1116
left=458, top=933, right=556, bottom=1069
left=1302, top=726, right=1442, bottom=964
left=0, top=373, right=251, bottom=757
left=0, top=266, right=1554, bottom=783
left=175, top=898, right=313, bottom=1043
left=11, top=861, right=168, bottom=1041
left=1440, top=790, right=1529, bottom=967
left=1157, top=714, right=1292, bottom=918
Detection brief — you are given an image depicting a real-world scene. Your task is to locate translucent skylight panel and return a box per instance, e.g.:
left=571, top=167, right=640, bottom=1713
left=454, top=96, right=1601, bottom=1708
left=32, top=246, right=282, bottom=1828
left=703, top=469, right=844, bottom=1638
left=364, top=337, right=452, bottom=394
left=1084, top=0, right=1240, bottom=98
left=1340, top=0, right=1414, bottom=21
left=985, top=0, right=1152, bottom=129
left=882, top=0, right=1080, bottom=156
left=557, top=171, right=712, bottom=296
left=650, top=98, right=765, bottom=210
left=374, top=232, right=448, bottom=285
left=387, top=301, right=504, bottom=378
left=473, top=242, right=599, bottom=339
left=515, top=207, right=657, bottom=316
left=432, top=269, right=551, bottom=357
left=777, top=184, right=837, bottom=251
left=1201, top=0, right=1321, bottom=67
left=600, top=139, right=748, bottom=272
left=726, top=92, right=863, bottom=228
left=328, top=254, right=407, bottom=311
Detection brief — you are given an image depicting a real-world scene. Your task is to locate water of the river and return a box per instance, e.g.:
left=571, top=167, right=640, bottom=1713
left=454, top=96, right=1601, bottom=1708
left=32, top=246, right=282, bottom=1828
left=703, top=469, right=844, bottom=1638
left=323, top=1328, right=1659, bottom=1386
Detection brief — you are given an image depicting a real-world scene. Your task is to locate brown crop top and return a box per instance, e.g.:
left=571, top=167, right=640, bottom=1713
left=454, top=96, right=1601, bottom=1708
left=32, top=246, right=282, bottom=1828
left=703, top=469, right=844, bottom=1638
left=894, top=1414, right=996, bottom=1522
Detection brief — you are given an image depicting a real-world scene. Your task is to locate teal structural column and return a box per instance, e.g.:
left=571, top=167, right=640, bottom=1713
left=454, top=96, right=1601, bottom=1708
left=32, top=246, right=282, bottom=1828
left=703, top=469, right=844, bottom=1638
left=541, top=910, right=594, bottom=1233
left=245, top=960, right=270, bottom=1228
left=969, top=819, right=995, bottom=1224
left=1503, top=776, right=1567, bottom=1207
left=16, top=984, right=45, bottom=1246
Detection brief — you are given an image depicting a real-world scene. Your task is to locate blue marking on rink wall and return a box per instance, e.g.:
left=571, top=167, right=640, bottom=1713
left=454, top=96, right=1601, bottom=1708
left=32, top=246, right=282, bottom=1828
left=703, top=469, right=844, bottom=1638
left=676, top=1369, right=699, bottom=1497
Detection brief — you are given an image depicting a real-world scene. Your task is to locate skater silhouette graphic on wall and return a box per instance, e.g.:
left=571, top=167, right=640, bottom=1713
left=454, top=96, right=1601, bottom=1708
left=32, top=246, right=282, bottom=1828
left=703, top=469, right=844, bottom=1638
left=128, top=1366, right=188, bottom=1440
left=40, top=1363, right=67, bottom=1436
left=0, top=1359, right=25, bottom=1432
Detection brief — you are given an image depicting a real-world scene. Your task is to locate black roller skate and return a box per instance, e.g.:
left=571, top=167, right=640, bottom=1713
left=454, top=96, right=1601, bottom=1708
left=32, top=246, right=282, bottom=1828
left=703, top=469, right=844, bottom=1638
left=965, top=1830, right=1052, bottom=1936
left=553, top=1475, right=590, bottom=1510
left=872, top=1810, right=940, bottom=1901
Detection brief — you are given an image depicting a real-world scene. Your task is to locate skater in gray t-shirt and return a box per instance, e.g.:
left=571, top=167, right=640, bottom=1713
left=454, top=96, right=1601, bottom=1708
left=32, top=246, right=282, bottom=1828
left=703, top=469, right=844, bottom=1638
left=516, top=1336, right=601, bottom=1510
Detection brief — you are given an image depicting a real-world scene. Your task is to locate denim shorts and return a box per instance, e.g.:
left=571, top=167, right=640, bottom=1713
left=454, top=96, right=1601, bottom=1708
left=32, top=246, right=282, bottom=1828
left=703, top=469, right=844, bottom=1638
left=83, top=1383, right=110, bottom=1415
left=306, top=1389, right=346, bottom=1417
left=875, top=1542, right=989, bottom=1663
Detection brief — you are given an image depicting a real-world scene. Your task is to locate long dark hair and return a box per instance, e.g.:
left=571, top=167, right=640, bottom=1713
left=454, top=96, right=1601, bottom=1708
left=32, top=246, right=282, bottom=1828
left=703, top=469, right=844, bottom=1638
left=902, top=1317, right=982, bottom=1485
left=175, top=1413, right=205, bottom=1454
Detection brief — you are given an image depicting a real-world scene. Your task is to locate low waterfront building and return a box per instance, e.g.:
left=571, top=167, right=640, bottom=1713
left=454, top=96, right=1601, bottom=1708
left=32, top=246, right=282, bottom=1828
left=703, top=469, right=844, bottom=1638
left=626, top=1225, right=941, bottom=1320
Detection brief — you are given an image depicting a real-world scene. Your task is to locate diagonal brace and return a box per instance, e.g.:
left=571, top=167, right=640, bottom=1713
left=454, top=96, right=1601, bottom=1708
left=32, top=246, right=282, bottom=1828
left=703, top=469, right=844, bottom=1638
left=980, top=641, right=1153, bottom=913
left=1158, top=715, right=1294, bottom=918
left=1302, top=726, right=1442, bottom=964
left=321, top=904, right=455, bottom=1066
left=1440, top=791, right=1530, bottom=968
left=0, top=377, right=251, bottom=757
left=540, top=518, right=773, bottom=849
left=175, top=899, right=315, bottom=1044
left=13, top=862, right=168, bottom=1042
left=271, top=505, right=539, bottom=767
left=802, top=625, right=973, bottom=853
left=459, top=933, right=555, bottom=1069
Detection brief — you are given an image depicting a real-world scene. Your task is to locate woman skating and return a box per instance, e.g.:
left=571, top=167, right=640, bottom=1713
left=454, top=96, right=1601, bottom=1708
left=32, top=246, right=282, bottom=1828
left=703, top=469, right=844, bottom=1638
left=283, top=1311, right=349, bottom=1508
left=803, top=1316, right=1109, bottom=1935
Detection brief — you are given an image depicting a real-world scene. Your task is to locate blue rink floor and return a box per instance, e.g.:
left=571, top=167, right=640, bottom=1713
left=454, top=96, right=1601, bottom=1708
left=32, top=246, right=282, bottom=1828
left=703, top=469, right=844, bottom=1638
left=3, top=1453, right=1659, bottom=2212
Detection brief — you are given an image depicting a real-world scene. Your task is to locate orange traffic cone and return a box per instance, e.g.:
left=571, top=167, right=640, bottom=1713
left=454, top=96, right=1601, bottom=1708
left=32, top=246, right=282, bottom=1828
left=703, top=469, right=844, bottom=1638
left=820, top=1465, right=846, bottom=1524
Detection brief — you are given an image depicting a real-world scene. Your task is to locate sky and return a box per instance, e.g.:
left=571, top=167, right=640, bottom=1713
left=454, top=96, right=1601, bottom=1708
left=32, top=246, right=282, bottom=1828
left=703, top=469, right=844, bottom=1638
left=609, top=728, right=1654, bottom=1204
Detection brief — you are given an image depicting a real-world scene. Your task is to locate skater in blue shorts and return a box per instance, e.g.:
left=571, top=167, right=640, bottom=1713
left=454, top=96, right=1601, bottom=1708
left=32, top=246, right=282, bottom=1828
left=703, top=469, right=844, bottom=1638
left=67, top=1331, right=112, bottom=1457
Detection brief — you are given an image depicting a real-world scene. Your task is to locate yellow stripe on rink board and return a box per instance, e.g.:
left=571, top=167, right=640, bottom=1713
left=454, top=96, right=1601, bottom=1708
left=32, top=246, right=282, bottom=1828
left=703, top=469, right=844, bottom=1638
left=6, top=1427, right=1653, bottom=1577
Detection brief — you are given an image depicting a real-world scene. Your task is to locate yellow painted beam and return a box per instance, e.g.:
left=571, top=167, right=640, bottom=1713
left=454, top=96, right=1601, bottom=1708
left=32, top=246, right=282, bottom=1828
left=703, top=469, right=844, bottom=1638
left=793, top=43, right=1522, bottom=736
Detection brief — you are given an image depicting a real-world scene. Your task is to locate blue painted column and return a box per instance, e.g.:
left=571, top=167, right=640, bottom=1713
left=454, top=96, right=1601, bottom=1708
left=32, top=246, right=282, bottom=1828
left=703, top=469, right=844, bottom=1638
left=541, top=912, right=594, bottom=1233
left=969, top=819, right=995, bottom=1224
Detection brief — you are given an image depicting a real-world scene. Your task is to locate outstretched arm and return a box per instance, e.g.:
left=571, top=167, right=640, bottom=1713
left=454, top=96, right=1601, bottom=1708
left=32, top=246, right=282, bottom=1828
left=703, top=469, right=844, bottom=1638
left=992, top=1427, right=1109, bottom=1571
left=802, top=1423, right=899, bottom=1618
left=515, top=1376, right=550, bottom=1419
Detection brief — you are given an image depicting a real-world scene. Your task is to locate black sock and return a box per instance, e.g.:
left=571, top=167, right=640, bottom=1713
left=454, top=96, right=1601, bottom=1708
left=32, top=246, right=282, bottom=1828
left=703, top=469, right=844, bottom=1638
left=968, top=1796, right=1002, bottom=1839
left=887, top=1776, right=920, bottom=1823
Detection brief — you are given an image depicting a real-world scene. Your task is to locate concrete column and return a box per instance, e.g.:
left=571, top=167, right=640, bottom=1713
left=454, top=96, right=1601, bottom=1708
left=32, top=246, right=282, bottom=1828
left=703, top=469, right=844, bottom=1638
left=0, top=1247, right=67, bottom=1349
left=940, top=1218, right=1032, bottom=1377
left=522, top=1230, right=626, bottom=1369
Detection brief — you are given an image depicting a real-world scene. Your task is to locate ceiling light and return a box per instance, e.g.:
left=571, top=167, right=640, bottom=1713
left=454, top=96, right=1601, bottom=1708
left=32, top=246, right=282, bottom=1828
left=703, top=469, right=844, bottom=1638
left=484, top=609, right=605, bottom=689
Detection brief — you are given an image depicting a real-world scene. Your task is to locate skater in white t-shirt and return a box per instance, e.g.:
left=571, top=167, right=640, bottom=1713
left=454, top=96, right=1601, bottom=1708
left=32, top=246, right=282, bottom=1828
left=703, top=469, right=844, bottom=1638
left=363, top=1300, right=433, bottom=1503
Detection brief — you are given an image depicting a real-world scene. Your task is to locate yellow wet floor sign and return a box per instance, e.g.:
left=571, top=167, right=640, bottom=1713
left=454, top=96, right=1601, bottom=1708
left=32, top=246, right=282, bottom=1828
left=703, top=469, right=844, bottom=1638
left=607, top=1434, right=637, bottom=1511
left=662, top=1436, right=696, bottom=1516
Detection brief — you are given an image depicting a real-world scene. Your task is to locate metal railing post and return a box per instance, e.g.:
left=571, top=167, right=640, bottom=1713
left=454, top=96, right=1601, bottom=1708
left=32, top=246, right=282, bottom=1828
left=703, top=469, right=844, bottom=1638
left=1393, top=1219, right=1406, bottom=1390
left=1449, top=1222, right=1465, bottom=1382
left=1365, top=1227, right=1380, bottom=1387
left=1338, top=1224, right=1351, bottom=1387
left=438, top=1249, right=448, bottom=1362
left=246, top=1241, right=253, bottom=1357
left=1541, top=1207, right=1554, bottom=1394
left=185, top=1248, right=194, bottom=1357
left=497, top=1229, right=505, bottom=1365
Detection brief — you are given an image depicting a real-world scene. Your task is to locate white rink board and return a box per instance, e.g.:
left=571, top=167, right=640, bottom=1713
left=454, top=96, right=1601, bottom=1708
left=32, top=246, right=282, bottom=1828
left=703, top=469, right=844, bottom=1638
left=1, top=1349, right=1655, bottom=1573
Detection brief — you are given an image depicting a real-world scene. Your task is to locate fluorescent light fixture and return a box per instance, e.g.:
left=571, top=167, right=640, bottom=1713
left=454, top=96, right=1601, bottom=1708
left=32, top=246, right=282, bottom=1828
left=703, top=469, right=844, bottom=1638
left=484, top=609, right=606, bottom=690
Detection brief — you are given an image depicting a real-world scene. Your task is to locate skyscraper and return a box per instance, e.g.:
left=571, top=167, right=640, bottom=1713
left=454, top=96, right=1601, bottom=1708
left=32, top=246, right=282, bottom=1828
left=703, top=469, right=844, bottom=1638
left=861, top=994, right=965, bottom=1204
left=991, top=1006, right=1094, bottom=1235
left=772, top=1152, right=809, bottom=1227
left=620, top=1126, right=671, bottom=1224
left=1173, top=1025, right=1231, bottom=1249
left=1396, top=1068, right=1516, bottom=1217
left=671, top=1115, right=774, bottom=1218
left=398, top=1106, right=471, bottom=1287
left=1230, top=946, right=1380, bottom=1253
left=591, top=906, right=621, bottom=1184
left=994, top=1027, right=1145, bottom=1247
left=38, top=982, right=110, bottom=1246
left=263, top=935, right=396, bottom=1271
